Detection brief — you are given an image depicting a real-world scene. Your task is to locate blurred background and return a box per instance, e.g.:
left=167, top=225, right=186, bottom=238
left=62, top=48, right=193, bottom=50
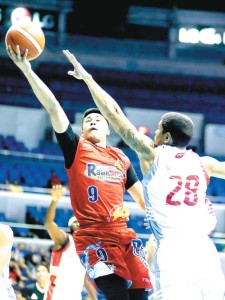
left=0, top=0, right=225, bottom=298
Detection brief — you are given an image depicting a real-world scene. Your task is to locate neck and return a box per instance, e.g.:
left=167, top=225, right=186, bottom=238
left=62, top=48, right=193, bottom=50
left=38, top=280, right=47, bottom=289
left=95, top=141, right=107, bottom=148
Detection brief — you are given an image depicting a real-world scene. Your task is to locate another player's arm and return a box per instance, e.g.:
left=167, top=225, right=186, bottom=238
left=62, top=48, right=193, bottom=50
left=125, top=163, right=146, bottom=211
left=44, top=185, right=67, bottom=247
left=63, top=50, right=155, bottom=173
left=6, top=45, right=69, bottom=133
left=127, top=181, right=146, bottom=211
left=200, top=156, right=225, bottom=179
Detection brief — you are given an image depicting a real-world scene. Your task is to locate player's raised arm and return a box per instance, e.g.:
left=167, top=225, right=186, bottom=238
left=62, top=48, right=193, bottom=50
left=63, top=50, right=155, bottom=163
left=6, top=45, right=69, bottom=133
left=44, top=185, right=68, bottom=247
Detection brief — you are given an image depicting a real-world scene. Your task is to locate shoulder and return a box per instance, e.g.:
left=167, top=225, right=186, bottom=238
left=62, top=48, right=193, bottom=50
left=24, top=282, right=36, bottom=291
left=154, top=145, right=170, bottom=156
left=110, top=146, right=129, bottom=157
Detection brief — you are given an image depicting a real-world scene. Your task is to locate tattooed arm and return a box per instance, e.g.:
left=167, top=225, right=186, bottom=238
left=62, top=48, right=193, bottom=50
left=63, top=50, right=155, bottom=175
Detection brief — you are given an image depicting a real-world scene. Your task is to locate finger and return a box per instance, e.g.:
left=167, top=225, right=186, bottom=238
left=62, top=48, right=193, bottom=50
left=62, top=49, right=69, bottom=57
left=68, top=71, right=74, bottom=76
left=23, top=49, right=28, bottom=59
left=16, top=45, right=21, bottom=58
left=7, top=45, right=14, bottom=56
left=63, top=50, right=72, bottom=61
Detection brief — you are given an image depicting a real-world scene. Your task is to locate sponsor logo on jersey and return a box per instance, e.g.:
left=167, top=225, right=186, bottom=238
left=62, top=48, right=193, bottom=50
left=85, top=163, right=125, bottom=182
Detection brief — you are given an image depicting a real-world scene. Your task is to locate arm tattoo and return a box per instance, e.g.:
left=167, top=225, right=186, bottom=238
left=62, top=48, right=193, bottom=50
left=118, top=126, right=151, bottom=155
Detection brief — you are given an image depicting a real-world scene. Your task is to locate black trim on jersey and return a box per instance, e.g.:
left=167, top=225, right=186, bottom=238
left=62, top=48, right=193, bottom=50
left=55, top=124, right=79, bottom=169
left=58, top=235, right=70, bottom=251
left=55, top=124, right=139, bottom=189
left=125, top=163, right=139, bottom=190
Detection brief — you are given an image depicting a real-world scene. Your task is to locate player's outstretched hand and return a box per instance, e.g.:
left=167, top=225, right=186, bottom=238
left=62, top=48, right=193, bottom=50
left=63, top=50, right=92, bottom=81
left=6, top=45, right=31, bottom=73
left=51, top=184, right=63, bottom=203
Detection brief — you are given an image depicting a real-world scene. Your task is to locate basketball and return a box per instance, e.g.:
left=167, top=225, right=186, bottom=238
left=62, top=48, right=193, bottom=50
left=5, top=22, right=45, bottom=61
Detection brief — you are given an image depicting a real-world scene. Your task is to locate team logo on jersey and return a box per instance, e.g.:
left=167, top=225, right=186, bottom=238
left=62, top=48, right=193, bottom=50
left=109, top=204, right=130, bottom=222
left=85, top=163, right=125, bottom=182
left=115, top=160, right=126, bottom=174
left=175, top=152, right=185, bottom=158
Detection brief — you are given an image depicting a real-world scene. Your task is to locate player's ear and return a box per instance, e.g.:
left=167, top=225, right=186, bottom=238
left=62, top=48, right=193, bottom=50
left=164, top=132, right=172, bottom=144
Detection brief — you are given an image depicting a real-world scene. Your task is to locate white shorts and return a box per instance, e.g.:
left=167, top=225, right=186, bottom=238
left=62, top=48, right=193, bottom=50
left=154, top=236, right=225, bottom=300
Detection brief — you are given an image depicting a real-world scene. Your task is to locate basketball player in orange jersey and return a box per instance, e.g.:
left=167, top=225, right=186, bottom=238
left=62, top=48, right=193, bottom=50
left=6, top=45, right=153, bottom=300
left=44, top=184, right=98, bottom=300
left=61, top=50, right=225, bottom=300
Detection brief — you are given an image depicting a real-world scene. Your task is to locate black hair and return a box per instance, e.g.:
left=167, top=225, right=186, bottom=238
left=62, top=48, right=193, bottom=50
left=82, top=107, right=109, bottom=125
left=35, top=263, right=49, bottom=272
left=161, top=112, right=193, bottom=147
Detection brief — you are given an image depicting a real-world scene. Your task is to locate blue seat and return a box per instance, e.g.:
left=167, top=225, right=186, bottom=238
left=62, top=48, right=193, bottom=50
left=0, top=212, right=7, bottom=221
left=13, top=227, right=30, bottom=237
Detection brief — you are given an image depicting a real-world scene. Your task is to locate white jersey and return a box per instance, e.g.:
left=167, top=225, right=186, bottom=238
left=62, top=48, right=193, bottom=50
left=45, top=235, right=85, bottom=300
left=0, top=265, right=16, bottom=300
left=143, top=145, right=225, bottom=300
left=143, top=145, right=212, bottom=239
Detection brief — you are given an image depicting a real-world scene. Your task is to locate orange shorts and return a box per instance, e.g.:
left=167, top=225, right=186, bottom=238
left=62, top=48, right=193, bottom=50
left=73, top=223, right=153, bottom=290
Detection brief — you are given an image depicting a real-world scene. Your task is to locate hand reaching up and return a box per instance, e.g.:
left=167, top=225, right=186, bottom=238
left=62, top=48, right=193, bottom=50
left=6, top=45, right=31, bottom=74
left=63, top=50, right=92, bottom=81
left=51, top=184, right=63, bottom=203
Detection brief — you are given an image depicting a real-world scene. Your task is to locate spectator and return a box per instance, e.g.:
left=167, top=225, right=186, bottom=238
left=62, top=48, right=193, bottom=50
left=13, top=243, right=27, bottom=261
left=10, top=180, right=24, bottom=193
left=2, top=179, right=11, bottom=191
left=17, top=257, right=35, bottom=285
left=45, top=172, right=61, bottom=189
left=20, top=263, right=50, bottom=300
left=24, top=246, right=40, bottom=278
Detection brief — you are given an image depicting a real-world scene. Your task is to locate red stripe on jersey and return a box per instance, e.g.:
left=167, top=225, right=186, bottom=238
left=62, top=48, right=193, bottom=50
left=45, top=282, right=55, bottom=300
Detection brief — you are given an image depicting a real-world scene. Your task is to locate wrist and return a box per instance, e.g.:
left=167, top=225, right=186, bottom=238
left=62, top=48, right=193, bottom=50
left=84, top=74, right=92, bottom=82
left=51, top=198, right=58, bottom=203
left=23, top=65, right=32, bottom=76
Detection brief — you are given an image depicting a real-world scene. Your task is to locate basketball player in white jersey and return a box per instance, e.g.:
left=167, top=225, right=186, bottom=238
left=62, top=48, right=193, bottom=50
left=44, top=185, right=97, bottom=300
left=0, top=224, right=17, bottom=300
left=62, top=50, right=225, bottom=300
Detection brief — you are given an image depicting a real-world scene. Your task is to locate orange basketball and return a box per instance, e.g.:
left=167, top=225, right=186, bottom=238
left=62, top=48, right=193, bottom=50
left=5, top=22, right=45, bottom=61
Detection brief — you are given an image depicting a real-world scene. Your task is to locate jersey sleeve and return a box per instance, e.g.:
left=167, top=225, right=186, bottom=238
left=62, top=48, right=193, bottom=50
left=125, top=163, right=139, bottom=190
left=54, top=124, right=80, bottom=169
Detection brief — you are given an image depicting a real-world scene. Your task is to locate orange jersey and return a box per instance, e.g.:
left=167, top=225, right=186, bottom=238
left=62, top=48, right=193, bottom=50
left=67, top=139, right=131, bottom=226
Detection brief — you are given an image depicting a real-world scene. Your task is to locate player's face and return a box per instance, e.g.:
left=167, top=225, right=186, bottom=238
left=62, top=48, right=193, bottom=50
left=82, top=113, right=109, bottom=144
left=154, top=121, right=167, bottom=146
left=36, top=265, right=49, bottom=283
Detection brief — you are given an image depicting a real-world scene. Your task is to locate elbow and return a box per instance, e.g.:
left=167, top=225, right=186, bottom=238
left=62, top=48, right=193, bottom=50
left=46, top=98, right=60, bottom=115
left=44, top=219, right=50, bottom=227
